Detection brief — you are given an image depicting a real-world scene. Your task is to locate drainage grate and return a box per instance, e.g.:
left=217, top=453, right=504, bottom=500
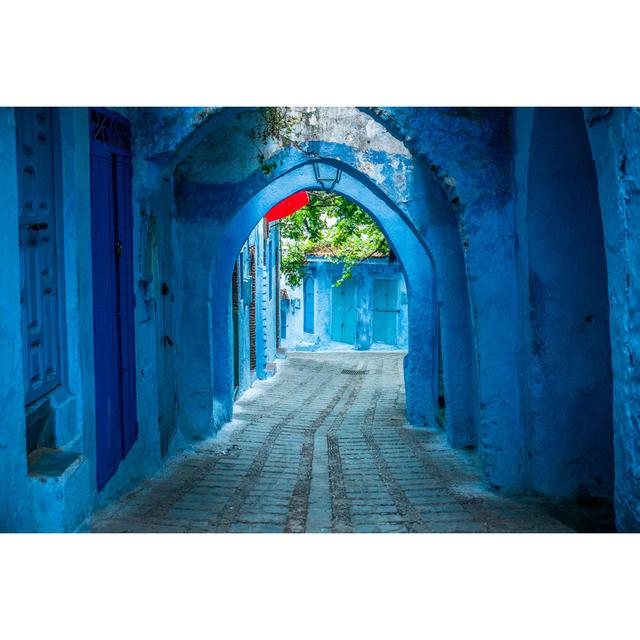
left=341, top=369, right=368, bottom=375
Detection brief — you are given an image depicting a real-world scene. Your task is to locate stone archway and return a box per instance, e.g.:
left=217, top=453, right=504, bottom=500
left=168, top=107, right=480, bottom=471
left=209, top=159, right=439, bottom=433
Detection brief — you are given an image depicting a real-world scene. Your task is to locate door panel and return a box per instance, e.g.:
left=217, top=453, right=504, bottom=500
left=303, top=276, right=314, bottom=333
left=373, top=278, right=399, bottom=345
left=341, top=278, right=356, bottom=343
left=90, top=148, right=122, bottom=486
left=280, top=304, right=287, bottom=340
left=331, top=277, right=356, bottom=344
left=90, top=108, right=137, bottom=490
left=16, top=108, right=62, bottom=406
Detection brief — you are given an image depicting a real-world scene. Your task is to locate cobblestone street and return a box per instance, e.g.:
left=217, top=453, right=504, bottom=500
left=91, top=352, right=596, bottom=533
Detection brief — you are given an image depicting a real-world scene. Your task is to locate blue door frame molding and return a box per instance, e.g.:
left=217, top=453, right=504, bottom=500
left=89, top=107, right=138, bottom=491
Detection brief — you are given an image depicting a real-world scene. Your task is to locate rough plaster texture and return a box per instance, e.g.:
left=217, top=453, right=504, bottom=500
left=169, top=109, right=448, bottom=442
left=525, top=108, right=613, bottom=497
left=584, top=107, right=640, bottom=531
left=2, top=106, right=639, bottom=531
left=0, top=108, right=31, bottom=531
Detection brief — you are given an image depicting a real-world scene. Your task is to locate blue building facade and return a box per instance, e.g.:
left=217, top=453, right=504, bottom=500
left=281, top=256, right=409, bottom=351
left=1, top=106, right=640, bottom=531
left=0, top=108, right=281, bottom=531
left=231, top=219, right=281, bottom=398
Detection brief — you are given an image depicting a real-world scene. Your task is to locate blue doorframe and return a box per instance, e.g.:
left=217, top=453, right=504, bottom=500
left=89, top=108, right=138, bottom=491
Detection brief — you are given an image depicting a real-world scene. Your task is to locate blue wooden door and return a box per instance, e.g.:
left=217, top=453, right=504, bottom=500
left=16, top=108, right=63, bottom=410
left=90, top=108, right=138, bottom=490
left=303, top=276, right=314, bottom=333
left=373, top=278, right=399, bottom=345
left=331, top=277, right=356, bottom=344
left=280, top=299, right=288, bottom=340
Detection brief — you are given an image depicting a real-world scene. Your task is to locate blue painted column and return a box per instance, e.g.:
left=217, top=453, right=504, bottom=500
left=0, top=108, right=32, bottom=531
left=459, top=202, right=527, bottom=491
left=430, top=222, right=480, bottom=448
left=585, top=107, right=640, bottom=532
left=522, top=108, right=613, bottom=498
left=404, top=270, right=438, bottom=426
left=413, top=159, right=481, bottom=448
left=175, top=215, right=229, bottom=439
left=397, top=277, right=409, bottom=349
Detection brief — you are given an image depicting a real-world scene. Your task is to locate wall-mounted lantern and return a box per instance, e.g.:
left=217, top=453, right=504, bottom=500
left=313, top=162, right=342, bottom=192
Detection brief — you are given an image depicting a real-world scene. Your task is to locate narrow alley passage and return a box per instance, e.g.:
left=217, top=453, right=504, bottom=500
left=92, top=353, right=585, bottom=533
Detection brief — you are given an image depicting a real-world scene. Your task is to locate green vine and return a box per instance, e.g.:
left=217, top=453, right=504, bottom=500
left=250, top=110, right=390, bottom=287
left=280, top=192, right=390, bottom=288
left=249, top=107, right=302, bottom=175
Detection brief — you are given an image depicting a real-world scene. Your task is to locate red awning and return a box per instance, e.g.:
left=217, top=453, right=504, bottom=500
left=265, top=191, right=309, bottom=223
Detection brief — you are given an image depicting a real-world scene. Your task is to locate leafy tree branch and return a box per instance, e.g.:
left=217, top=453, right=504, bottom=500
left=280, top=192, right=390, bottom=287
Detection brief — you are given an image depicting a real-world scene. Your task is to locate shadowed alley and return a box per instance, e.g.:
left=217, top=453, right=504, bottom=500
left=92, top=353, right=588, bottom=533
left=2, top=107, right=632, bottom=533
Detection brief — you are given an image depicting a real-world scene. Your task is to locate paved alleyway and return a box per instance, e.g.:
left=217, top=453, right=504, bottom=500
left=92, top=352, right=599, bottom=533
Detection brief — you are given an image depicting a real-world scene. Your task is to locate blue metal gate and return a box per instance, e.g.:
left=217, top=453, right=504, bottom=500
left=89, top=108, right=138, bottom=491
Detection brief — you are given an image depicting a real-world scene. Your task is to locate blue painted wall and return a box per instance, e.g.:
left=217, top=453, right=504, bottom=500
left=2, top=106, right=640, bottom=531
left=584, top=107, right=640, bottom=531
left=525, top=108, right=613, bottom=497
left=281, top=257, right=409, bottom=352
left=1, top=108, right=95, bottom=531
left=232, top=220, right=280, bottom=401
